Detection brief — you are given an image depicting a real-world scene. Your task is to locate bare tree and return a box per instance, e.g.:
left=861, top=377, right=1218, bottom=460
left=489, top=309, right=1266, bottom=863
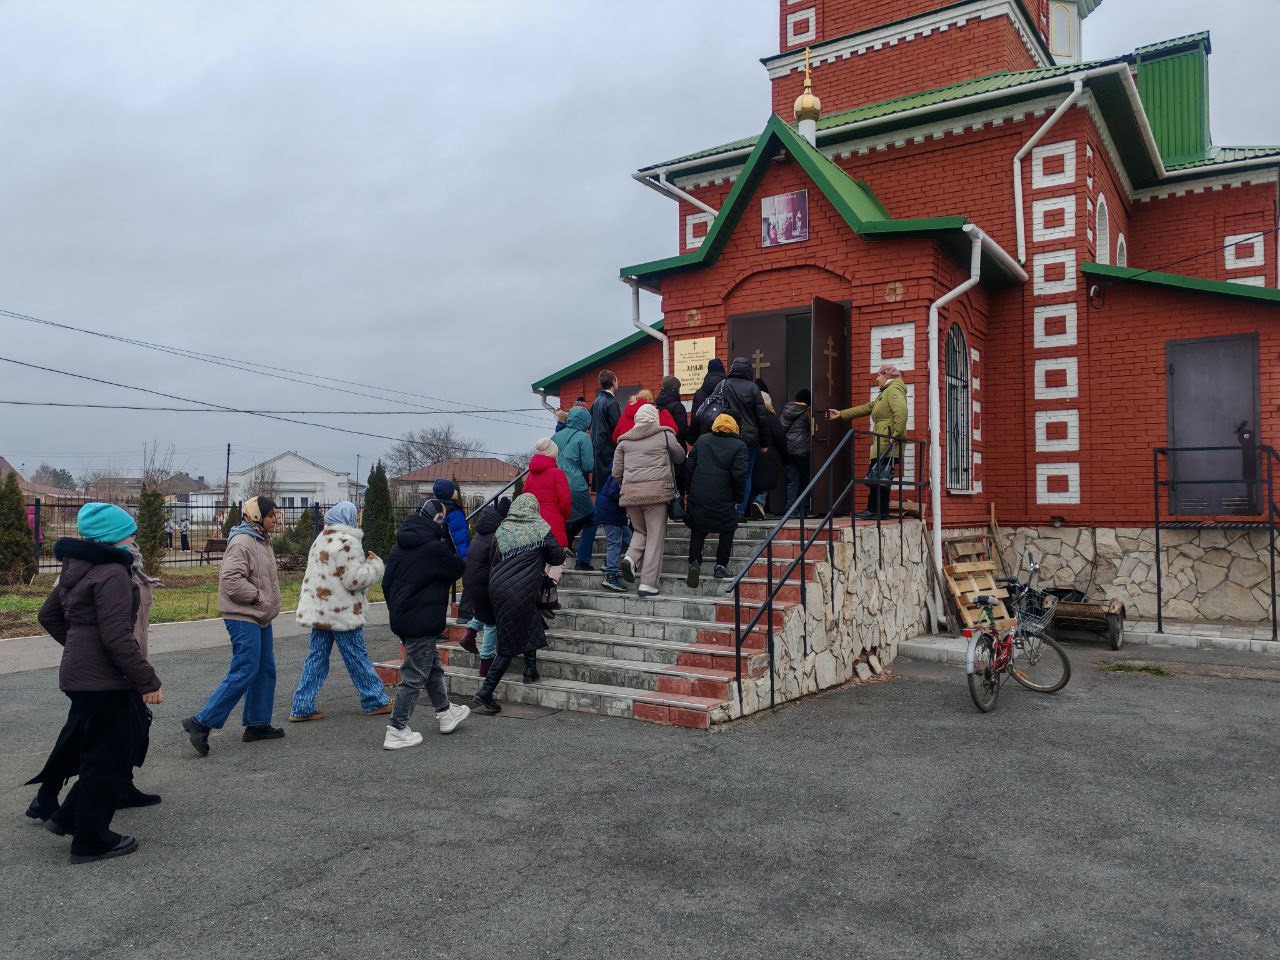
left=505, top=452, right=532, bottom=472
left=79, top=467, right=128, bottom=502
left=384, top=424, right=487, bottom=478
left=140, top=441, right=180, bottom=494
left=246, top=464, right=280, bottom=500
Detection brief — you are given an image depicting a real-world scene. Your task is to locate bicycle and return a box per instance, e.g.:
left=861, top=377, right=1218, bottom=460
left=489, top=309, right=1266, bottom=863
left=964, top=552, right=1072, bottom=712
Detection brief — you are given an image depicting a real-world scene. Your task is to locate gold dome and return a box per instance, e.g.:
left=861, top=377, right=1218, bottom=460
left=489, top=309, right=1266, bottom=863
left=793, top=47, right=821, bottom=122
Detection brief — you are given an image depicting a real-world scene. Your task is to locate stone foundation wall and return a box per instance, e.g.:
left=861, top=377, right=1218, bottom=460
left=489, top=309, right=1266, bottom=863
left=997, top=526, right=1277, bottom=623
left=728, top=521, right=931, bottom=718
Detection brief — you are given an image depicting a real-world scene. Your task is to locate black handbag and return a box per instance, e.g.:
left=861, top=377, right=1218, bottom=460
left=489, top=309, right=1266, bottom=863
left=537, top=575, right=560, bottom=612
left=666, top=435, right=686, bottom=522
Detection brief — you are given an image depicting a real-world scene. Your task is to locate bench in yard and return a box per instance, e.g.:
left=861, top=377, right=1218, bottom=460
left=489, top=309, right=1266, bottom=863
left=200, top=538, right=228, bottom=563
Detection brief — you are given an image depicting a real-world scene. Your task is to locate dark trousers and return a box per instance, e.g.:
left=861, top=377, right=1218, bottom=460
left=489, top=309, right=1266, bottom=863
left=49, top=691, right=140, bottom=847
left=476, top=651, right=536, bottom=699
left=180, top=533, right=190, bottom=551
left=689, top=528, right=735, bottom=568
left=865, top=458, right=900, bottom=516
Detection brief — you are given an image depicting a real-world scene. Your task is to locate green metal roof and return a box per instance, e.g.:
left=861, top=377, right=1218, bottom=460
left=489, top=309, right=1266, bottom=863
left=1166, top=145, right=1280, bottom=172
left=1133, top=31, right=1212, bottom=57
left=1082, top=263, right=1280, bottom=306
left=530, top=320, right=666, bottom=394
left=1136, top=33, right=1211, bottom=167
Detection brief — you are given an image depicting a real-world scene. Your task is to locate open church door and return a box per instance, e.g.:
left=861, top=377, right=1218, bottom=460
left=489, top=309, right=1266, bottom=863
left=810, top=297, right=850, bottom=515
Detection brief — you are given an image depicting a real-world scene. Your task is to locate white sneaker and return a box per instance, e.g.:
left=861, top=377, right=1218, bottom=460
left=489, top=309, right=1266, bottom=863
left=383, top=725, right=423, bottom=750
left=437, top=702, right=470, bottom=735
left=638, top=584, right=660, bottom=597
left=619, top=555, right=636, bottom=583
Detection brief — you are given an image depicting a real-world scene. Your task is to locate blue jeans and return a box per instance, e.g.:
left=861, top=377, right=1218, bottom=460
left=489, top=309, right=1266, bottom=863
left=290, top=627, right=388, bottom=717
left=467, top=618, right=498, bottom=658
left=575, top=519, right=598, bottom=566
left=602, top=524, right=631, bottom=578
left=196, top=621, right=277, bottom=729
left=738, top=448, right=759, bottom=516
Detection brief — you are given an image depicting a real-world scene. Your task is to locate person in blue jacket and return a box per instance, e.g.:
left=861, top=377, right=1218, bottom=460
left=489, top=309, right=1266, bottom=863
left=432, top=479, right=470, bottom=559
left=594, top=475, right=631, bottom=593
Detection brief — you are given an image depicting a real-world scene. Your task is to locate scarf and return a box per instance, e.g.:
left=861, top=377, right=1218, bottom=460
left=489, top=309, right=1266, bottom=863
left=494, top=493, right=550, bottom=556
left=228, top=520, right=266, bottom=543
left=129, top=546, right=162, bottom=586
left=324, top=501, right=358, bottom=528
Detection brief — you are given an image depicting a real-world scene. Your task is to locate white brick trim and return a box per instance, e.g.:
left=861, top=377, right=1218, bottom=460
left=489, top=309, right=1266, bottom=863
left=1035, top=410, right=1080, bottom=453
left=1034, top=357, right=1079, bottom=401
left=684, top=212, right=714, bottom=250
left=1224, top=232, right=1266, bottom=271
left=1031, top=141, right=1077, bottom=190
left=1033, top=249, right=1078, bottom=297
left=870, top=322, right=915, bottom=372
left=786, top=8, right=817, bottom=46
left=1034, top=304, right=1078, bottom=350
left=1031, top=196, right=1077, bottom=243
left=1036, top=463, right=1081, bottom=505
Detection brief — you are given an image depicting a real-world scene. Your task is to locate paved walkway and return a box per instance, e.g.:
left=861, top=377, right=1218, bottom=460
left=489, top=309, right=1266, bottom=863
left=2, top=625, right=1277, bottom=959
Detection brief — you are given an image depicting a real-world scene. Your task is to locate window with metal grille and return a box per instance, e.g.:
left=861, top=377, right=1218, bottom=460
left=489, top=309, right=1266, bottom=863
left=946, top=324, right=972, bottom=491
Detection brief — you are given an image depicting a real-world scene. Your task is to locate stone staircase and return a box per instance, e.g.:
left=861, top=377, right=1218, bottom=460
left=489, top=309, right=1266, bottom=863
left=373, top=522, right=833, bottom=729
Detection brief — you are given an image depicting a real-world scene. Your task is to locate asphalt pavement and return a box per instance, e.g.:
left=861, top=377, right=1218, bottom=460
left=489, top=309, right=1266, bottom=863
left=1, top=626, right=1276, bottom=960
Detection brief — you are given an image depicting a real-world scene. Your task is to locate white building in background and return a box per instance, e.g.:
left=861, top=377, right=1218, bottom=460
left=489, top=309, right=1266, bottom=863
left=228, top=452, right=357, bottom=509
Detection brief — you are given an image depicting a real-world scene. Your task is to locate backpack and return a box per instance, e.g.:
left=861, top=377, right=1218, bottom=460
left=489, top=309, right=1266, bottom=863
left=693, top=379, right=730, bottom=434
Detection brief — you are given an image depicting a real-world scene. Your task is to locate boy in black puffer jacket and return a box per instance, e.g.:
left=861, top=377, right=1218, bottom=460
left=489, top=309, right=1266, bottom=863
left=381, top=499, right=469, bottom=750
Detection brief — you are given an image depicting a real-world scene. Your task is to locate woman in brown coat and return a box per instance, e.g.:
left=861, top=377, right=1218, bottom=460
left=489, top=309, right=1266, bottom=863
left=613, top=403, right=686, bottom=595
left=29, top=502, right=162, bottom=863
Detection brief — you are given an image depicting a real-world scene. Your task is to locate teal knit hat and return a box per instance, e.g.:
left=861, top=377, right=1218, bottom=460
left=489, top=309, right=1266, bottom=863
left=76, top=502, right=138, bottom=544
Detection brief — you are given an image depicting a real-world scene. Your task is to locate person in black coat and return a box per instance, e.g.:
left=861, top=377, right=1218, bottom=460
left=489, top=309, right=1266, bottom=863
left=720, top=357, right=769, bottom=516
left=589, top=369, right=622, bottom=493
left=472, top=494, right=566, bottom=714
left=684, top=414, right=749, bottom=586
left=381, top=499, right=469, bottom=749
left=689, top=358, right=726, bottom=442
left=656, top=376, right=690, bottom=449
left=457, top=499, right=510, bottom=676
left=750, top=400, right=789, bottom=520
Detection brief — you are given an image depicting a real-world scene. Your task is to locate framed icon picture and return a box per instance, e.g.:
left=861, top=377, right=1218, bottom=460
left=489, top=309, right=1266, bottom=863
left=761, top=190, right=809, bottom=248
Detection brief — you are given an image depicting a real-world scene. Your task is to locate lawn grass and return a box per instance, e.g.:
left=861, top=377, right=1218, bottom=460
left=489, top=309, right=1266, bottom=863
left=0, top=568, right=386, bottom=639
left=1099, top=661, right=1175, bottom=678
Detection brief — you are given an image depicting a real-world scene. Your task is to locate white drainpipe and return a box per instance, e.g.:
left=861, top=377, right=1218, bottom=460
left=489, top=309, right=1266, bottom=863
left=626, top=277, right=669, bottom=378
left=534, top=389, right=557, bottom=416
left=631, top=171, right=720, bottom=218
left=1014, top=80, right=1084, bottom=264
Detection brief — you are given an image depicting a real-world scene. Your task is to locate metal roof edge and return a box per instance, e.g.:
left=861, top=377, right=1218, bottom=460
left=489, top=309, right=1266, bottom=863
left=1082, top=262, right=1280, bottom=305
left=531, top=320, right=667, bottom=393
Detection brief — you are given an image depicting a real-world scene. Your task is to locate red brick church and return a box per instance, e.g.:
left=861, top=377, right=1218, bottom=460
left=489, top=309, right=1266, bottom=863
left=534, top=0, right=1280, bottom=619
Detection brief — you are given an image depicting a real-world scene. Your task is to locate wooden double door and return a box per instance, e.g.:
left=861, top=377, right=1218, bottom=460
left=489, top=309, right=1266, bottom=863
left=728, top=297, right=851, bottom=513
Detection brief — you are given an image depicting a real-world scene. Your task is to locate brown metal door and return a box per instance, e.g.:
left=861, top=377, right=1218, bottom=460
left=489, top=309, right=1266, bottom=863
left=811, top=297, right=850, bottom=514
left=728, top=312, right=787, bottom=393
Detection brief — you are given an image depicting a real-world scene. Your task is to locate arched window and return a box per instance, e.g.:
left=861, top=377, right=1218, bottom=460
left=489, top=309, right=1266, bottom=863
left=1115, top=234, right=1128, bottom=268
left=945, top=324, right=972, bottom=491
left=1096, top=195, right=1111, bottom=265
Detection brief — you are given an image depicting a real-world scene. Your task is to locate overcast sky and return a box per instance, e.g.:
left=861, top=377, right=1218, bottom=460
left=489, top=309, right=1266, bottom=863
left=0, top=0, right=1275, bottom=486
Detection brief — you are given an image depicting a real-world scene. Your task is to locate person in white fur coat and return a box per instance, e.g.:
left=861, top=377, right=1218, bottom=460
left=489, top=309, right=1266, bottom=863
left=288, top=501, right=390, bottom=722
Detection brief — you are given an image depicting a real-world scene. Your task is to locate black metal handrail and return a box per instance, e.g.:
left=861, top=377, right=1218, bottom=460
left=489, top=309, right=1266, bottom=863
left=1152, top=443, right=1278, bottom=642
left=464, top=469, right=529, bottom=525
left=724, top=427, right=930, bottom=710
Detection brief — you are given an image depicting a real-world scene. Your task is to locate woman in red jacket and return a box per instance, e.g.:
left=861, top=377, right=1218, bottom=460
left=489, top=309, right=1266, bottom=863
left=613, top=389, right=679, bottom=443
left=523, top=438, right=572, bottom=549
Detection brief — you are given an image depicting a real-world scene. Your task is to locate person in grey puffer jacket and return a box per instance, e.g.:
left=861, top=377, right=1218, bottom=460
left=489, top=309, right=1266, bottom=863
left=779, top=388, right=813, bottom=514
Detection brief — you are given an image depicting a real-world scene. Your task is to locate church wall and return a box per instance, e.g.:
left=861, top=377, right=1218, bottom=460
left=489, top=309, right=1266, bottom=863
left=771, top=16, right=1040, bottom=117
left=1129, top=181, right=1278, bottom=289
left=777, top=0, right=1049, bottom=54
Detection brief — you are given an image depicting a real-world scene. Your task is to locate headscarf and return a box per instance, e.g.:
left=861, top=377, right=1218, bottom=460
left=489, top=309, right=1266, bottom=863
left=712, top=414, right=740, bottom=436
left=634, top=403, right=659, bottom=427
left=494, top=493, right=550, bottom=556
left=324, top=501, right=358, bottom=528
left=129, top=545, right=162, bottom=586
left=230, top=495, right=275, bottom=542
left=534, top=437, right=559, bottom=459
left=878, top=364, right=902, bottom=379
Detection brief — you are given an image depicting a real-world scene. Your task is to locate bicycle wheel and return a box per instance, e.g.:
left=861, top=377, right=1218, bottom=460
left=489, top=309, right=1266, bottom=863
left=1011, top=633, right=1071, bottom=693
left=967, top=634, right=1000, bottom=712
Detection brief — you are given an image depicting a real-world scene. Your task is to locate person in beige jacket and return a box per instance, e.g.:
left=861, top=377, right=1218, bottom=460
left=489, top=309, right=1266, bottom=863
left=182, top=496, right=283, bottom=757
left=613, top=403, right=686, bottom=595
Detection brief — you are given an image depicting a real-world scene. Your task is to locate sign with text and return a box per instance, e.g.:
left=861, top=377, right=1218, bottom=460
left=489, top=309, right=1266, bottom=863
left=673, top=336, right=718, bottom=394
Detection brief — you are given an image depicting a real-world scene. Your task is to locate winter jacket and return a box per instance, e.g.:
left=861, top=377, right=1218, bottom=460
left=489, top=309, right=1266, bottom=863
left=613, top=398, right=680, bottom=444
left=133, top=571, right=154, bottom=660
left=461, top=504, right=504, bottom=625
left=218, top=527, right=282, bottom=626
left=552, top=406, right=595, bottom=523
left=383, top=515, right=465, bottom=639
left=780, top=401, right=812, bottom=457
left=752, top=410, right=789, bottom=494
left=656, top=384, right=691, bottom=447
left=613, top=422, right=686, bottom=507
left=589, top=389, right=622, bottom=491
left=489, top=532, right=566, bottom=658
left=38, top=538, right=161, bottom=694
left=690, top=370, right=726, bottom=441
left=442, top=502, right=471, bottom=560
left=593, top=474, right=628, bottom=527
left=721, top=358, right=769, bottom=448
left=840, top=377, right=909, bottom=458
left=685, top=433, right=749, bottom=534
left=523, top=454, right=572, bottom=547
left=295, top=523, right=384, bottom=632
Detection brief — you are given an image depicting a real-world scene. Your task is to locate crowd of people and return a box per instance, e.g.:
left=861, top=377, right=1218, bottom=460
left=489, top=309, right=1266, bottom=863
left=22, top=357, right=910, bottom=863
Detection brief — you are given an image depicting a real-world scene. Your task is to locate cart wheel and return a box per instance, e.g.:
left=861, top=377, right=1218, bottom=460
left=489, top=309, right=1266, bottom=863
left=1108, top=614, right=1125, bottom=651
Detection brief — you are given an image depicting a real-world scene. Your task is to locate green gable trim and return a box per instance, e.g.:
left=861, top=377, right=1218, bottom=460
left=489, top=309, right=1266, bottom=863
left=621, top=115, right=972, bottom=284
left=530, top=320, right=666, bottom=393
left=1082, top=263, right=1280, bottom=306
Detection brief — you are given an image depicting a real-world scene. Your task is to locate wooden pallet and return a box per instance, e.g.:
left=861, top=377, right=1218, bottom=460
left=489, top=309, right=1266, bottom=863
left=943, top=535, right=1013, bottom=631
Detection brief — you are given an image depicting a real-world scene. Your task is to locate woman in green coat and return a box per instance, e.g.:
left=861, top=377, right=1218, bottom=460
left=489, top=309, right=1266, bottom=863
left=828, top=364, right=908, bottom=519
left=552, top=405, right=596, bottom=549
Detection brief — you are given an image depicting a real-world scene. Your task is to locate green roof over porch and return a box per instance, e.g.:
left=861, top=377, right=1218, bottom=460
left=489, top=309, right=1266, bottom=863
left=1082, top=262, right=1280, bottom=306
left=531, top=320, right=666, bottom=394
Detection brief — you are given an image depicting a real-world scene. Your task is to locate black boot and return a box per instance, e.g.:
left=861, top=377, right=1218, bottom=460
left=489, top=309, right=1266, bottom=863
left=473, top=655, right=512, bottom=713
left=182, top=716, right=210, bottom=757
left=69, top=832, right=138, bottom=864
left=25, top=788, right=59, bottom=822
left=243, top=725, right=285, bottom=742
left=118, top=782, right=162, bottom=808
left=523, top=652, right=540, bottom=684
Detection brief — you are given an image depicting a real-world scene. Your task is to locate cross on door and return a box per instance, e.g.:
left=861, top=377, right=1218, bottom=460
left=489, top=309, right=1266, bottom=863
left=752, top=348, right=772, bottom=381
left=824, top=336, right=839, bottom=396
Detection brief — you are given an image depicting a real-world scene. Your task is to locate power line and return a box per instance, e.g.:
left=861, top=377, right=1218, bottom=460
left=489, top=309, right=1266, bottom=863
left=0, top=399, right=546, bottom=415
left=0, top=355, right=536, bottom=459
left=1113, top=229, right=1277, bottom=285
left=0, top=306, right=549, bottom=430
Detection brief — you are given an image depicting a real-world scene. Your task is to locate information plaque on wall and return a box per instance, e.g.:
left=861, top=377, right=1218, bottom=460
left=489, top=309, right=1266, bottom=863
left=673, top=336, right=718, bottom=394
